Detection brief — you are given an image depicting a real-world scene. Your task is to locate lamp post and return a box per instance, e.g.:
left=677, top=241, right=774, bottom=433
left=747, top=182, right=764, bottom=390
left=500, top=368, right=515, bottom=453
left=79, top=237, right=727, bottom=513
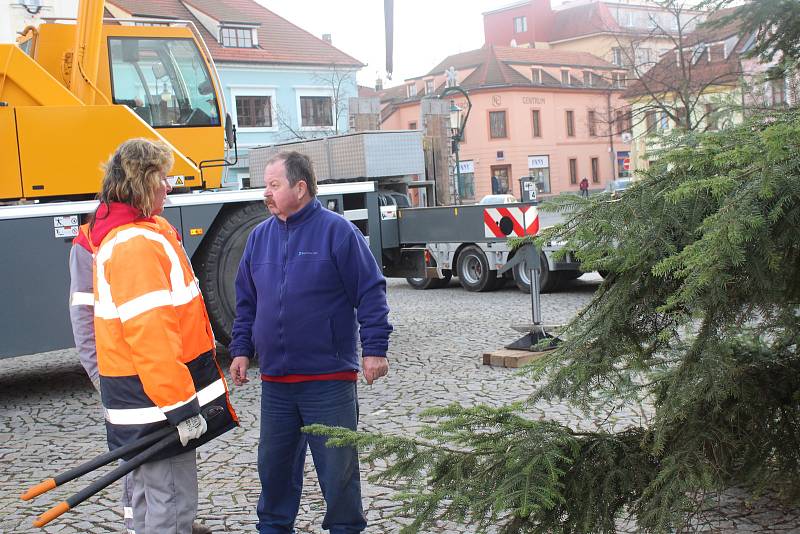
left=440, top=85, right=471, bottom=205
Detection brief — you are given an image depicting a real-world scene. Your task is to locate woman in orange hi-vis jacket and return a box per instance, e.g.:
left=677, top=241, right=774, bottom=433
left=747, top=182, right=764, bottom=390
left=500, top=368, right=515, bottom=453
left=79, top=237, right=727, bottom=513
left=89, top=138, right=237, bottom=534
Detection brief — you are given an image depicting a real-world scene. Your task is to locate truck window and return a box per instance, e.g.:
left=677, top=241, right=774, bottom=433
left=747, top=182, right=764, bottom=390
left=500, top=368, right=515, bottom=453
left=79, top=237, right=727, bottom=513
left=109, top=37, right=220, bottom=128
left=19, top=38, right=33, bottom=56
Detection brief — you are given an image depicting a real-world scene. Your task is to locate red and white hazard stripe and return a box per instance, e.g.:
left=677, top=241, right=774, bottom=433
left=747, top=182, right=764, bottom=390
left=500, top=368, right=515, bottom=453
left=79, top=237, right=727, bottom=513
left=483, top=205, right=539, bottom=238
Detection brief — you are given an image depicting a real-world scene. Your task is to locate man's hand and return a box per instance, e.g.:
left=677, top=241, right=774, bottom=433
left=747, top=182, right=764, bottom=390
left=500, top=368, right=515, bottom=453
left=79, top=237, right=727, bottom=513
left=177, top=414, right=207, bottom=447
left=362, top=356, right=389, bottom=385
left=230, top=356, right=250, bottom=386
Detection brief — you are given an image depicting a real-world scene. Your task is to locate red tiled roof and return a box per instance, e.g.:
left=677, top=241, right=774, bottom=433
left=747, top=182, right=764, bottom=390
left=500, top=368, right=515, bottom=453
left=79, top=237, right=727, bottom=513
left=549, top=2, right=620, bottom=42
left=378, top=84, right=408, bottom=103
left=107, top=0, right=363, bottom=67
left=182, top=0, right=253, bottom=25
left=426, top=45, right=618, bottom=78
left=358, top=85, right=380, bottom=98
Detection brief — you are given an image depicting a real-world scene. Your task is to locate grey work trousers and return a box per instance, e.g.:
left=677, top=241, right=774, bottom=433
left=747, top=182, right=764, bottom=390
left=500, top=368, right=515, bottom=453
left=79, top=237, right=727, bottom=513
left=131, top=450, right=198, bottom=534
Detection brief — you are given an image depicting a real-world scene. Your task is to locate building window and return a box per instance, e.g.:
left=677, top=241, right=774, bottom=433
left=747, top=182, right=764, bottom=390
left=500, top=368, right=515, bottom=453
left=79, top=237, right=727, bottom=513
left=587, top=110, right=597, bottom=136
left=489, top=111, right=507, bottom=139
left=675, top=107, right=688, bottom=128
left=300, top=96, right=333, bottom=127
left=235, top=95, right=272, bottom=127
left=569, top=158, right=578, bottom=185
left=623, top=107, right=632, bottom=133
left=771, top=78, right=786, bottom=106
left=591, top=157, right=600, bottom=183
left=425, top=80, right=434, bottom=94
left=407, top=84, right=417, bottom=98
left=458, top=162, right=476, bottom=200
left=408, top=121, right=417, bottom=130
left=705, top=104, right=718, bottom=131
left=646, top=109, right=657, bottom=133
left=220, top=27, right=253, bottom=48
left=660, top=111, right=670, bottom=130
left=531, top=68, right=542, bottom=84
left=566, top=110, right=575, bottom=137
left=583, top=70, right=593, bottom=87
left=561, top=70, right=570, bottom=85
left=612, top=47, right=624, bottom=66
left=616, top=110, right=626, bottom=135
left=532, top=109, right=541, bottom=137
left=635, top=47, right=652, bottom=67
left=612, top=72, right=626, bottom=88
left=528, top=155, right=551, bottom=194
left=514, top=16, right=528, bottom=33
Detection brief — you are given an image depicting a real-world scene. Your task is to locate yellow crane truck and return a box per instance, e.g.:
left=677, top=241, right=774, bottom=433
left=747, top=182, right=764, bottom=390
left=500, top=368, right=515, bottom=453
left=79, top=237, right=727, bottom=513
left=0, top=0, right=396, bottom=358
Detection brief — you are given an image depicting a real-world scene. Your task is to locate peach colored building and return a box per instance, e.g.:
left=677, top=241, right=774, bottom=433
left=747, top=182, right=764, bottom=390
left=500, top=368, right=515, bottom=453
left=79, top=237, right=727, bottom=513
left=381, top=46, right=632, bottom=202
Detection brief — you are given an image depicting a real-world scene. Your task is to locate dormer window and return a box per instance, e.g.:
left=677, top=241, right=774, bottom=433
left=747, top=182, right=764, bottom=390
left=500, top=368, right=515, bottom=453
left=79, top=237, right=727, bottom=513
left=221, top=27, right=254, bottom=48
left=583, top=70, right=593, bottom=87
left=531, top=68, right=542, bottom=84
left=425, top=79, right=434, bottom=94
left=407, top=84, right=417, bottom=98
left=561, top=70, right=570, bottom=85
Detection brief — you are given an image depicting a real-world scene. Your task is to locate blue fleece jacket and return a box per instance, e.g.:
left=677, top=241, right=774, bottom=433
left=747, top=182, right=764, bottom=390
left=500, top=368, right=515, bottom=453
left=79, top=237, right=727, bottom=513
left=229, top=199, right=392, bottom=376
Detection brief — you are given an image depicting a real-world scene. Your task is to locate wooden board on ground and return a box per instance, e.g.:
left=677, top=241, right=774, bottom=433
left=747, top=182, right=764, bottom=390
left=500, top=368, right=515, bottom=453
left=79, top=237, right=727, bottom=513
left=482, top=348, right=550, bottom=368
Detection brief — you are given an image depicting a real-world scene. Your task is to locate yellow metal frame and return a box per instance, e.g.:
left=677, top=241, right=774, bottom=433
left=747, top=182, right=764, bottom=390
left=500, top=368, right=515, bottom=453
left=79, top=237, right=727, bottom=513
left=0, top=4, right=225, bottom=200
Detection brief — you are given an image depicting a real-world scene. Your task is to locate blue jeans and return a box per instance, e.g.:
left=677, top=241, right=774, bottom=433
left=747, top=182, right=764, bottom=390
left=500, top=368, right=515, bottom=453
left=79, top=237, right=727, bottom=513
left=257, top=380, right=366, bottom=534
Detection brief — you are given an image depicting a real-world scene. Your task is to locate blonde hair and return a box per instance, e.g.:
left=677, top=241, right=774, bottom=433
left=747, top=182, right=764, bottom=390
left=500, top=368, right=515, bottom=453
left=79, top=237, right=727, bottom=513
left=97, top=138, right=174, bottom=218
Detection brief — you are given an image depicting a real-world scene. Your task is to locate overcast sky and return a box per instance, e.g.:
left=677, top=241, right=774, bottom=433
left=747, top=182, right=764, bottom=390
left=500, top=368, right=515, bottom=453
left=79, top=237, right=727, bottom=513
left=256, top=0, right=522, bottom=88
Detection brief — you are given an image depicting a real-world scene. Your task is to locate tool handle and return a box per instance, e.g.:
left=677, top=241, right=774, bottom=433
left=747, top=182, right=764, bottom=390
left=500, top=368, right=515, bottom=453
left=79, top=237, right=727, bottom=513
left=20, top=479, right=56, bottom=501
left=22, top=423, right=176, bottom=500
left=33, top=501, right=70, bottom=528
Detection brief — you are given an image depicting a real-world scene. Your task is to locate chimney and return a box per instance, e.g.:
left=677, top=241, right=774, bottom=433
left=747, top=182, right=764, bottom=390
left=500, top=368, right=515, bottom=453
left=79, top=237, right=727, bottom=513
left=322, top=33, right=332, bottom=44
left=375, top=78, right=384, bottom=91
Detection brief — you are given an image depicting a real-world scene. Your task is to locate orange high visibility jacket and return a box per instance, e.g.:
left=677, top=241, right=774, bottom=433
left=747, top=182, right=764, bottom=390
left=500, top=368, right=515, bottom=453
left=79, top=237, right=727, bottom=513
left=91, top=214, right=236, bottom=457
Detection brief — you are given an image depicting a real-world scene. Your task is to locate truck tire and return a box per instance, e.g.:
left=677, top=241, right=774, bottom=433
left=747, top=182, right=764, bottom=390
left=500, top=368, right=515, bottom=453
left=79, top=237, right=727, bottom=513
left=406, top=270, right=452, bottom=290
left=457, top=246, right=500, bottom=292
left=513, top=252, right=558, bottom=293
left=195, top=203, right=269, bottom=346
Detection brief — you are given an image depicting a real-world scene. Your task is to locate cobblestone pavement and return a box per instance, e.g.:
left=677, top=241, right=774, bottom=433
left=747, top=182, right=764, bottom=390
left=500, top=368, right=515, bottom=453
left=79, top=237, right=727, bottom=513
left=2, top=275, right=798, bottom=533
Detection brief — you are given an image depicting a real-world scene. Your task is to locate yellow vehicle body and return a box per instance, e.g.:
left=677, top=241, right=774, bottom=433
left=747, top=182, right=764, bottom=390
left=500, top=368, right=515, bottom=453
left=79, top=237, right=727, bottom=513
left=0, top=2, right=225, bottom=201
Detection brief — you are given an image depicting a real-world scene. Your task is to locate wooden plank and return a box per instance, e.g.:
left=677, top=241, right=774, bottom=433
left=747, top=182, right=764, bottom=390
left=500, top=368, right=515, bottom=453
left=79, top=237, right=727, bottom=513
left=482, top=348, right=550, bottom=368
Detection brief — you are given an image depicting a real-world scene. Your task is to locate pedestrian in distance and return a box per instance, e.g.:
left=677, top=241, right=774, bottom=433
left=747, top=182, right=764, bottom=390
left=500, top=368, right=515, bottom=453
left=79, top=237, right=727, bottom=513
left=229, top=150, right=393, bottom=534
left=579, top=177, right=589, bottom=198
left=69, top=137, right=237, bottom=534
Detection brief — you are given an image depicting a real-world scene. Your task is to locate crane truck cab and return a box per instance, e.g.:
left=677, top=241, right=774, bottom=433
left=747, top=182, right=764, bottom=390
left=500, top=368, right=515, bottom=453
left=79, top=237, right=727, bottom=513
left=2, top=1, right=231, bottom=202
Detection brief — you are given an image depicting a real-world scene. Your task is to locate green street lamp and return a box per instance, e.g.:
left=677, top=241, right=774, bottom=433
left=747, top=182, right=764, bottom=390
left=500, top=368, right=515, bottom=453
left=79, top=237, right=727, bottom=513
left=440, top=85, right=471, bottom=205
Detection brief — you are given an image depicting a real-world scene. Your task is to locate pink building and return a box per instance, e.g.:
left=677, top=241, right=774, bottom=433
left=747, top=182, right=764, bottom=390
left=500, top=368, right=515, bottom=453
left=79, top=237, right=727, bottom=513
left=381, top=46, right=631, bottom=202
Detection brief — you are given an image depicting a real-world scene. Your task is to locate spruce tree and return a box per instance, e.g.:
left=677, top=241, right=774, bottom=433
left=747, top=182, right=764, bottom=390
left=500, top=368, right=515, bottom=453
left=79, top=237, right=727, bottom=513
left=307, top=109, right=800, bottom=532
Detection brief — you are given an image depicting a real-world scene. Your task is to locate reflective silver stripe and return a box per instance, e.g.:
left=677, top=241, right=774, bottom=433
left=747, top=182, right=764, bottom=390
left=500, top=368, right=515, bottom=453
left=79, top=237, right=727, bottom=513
left=117, top=290, right=172, bottom=323
left=95, top=227, right=199, bottom=320
left=70, top=291, right=95, bottom=307
left=124, top=507, right=133, bottom=519
left=162, top=392, right=198, bottom=414
left=105, top=379, right=226, bottom=425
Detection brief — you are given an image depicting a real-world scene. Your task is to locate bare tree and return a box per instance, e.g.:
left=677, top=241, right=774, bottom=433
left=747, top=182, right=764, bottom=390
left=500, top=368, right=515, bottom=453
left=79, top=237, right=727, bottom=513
left=273, top=63, right=358, bottom=141
left=312, top=64, right=357, bottom=135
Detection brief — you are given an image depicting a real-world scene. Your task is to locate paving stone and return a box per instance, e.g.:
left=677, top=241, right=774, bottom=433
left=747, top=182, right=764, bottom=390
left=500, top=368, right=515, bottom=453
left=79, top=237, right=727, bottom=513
left=1, top=275, right=798, bottom=532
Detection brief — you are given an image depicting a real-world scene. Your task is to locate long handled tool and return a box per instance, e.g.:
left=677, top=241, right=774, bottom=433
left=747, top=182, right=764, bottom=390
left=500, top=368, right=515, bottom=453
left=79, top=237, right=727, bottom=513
left=31, top=427, right=180, bottom=527
left=21, top=424, right=175, bottom=501
left=22, top=404, right=224, bottom=528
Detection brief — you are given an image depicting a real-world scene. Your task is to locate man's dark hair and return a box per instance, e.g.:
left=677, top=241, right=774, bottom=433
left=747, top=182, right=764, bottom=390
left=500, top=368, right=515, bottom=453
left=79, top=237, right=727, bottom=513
left=267, top=151, right=318, bottom=197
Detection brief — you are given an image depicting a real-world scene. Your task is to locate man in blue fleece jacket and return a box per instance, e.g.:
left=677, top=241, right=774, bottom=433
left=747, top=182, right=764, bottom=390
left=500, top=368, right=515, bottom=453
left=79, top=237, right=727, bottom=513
left=229, top=151, right=392, bottom=534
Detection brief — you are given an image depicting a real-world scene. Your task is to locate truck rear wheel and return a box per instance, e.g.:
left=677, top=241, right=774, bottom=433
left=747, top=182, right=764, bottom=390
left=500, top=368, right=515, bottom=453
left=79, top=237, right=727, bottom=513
left=457, top=246, right=500, bottom=292
left=406, top=270, right=452, bottom=290
left=195, top=203, right=269, bottom=346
